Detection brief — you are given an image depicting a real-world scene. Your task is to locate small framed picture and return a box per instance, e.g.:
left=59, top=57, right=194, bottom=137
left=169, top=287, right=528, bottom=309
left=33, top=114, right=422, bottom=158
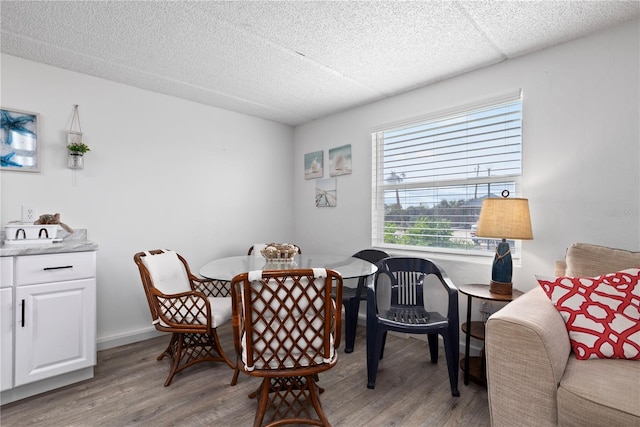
left=316, top=178, right=337, bottom=207
left=304, top=150, right=323, bottom=179
left=329, top=144, right=352, bottom=177
left=1, top=107, right=40, bottom=172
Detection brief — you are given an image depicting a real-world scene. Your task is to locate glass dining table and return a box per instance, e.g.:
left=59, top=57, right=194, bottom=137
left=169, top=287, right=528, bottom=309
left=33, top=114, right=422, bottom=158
left=199, top=253, right=378, bottom=282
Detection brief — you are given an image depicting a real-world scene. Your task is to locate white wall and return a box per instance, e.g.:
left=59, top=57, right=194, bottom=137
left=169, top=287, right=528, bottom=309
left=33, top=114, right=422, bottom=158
left=1, top=55, right=295, bottom=348
left=293, top=20, right=640, bottom=309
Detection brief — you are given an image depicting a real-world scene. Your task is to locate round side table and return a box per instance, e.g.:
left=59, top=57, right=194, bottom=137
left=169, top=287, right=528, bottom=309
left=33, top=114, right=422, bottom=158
left=459, top=284, right=524, bottom=386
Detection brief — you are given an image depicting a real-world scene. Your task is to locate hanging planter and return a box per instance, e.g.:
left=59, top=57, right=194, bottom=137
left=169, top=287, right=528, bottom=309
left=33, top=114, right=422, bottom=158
left=67, top=149, right=87, bottom=169
left=67, top=105, right=90, bottom=170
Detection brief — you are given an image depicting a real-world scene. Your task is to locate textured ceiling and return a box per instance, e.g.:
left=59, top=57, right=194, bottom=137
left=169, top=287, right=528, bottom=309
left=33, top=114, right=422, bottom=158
left=1, top=1, right=638, bottom=126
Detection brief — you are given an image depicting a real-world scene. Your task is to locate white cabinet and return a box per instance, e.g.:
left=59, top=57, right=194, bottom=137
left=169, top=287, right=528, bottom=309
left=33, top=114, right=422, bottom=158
left=1, top=257, right=13, bottom=391
left=1, top=250, right=96, bottom=403
left=15, top=278, right=96, bottom=386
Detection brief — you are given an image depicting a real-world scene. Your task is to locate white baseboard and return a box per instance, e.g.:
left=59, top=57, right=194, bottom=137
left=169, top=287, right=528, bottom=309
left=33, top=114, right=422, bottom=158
left=98, top=314, right=484, bottom=355
left=97, top=327, right=163, bottom=351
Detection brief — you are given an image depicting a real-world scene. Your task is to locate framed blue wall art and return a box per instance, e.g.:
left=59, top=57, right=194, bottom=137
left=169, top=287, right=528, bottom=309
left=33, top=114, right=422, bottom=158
left=1, top=107, right=40, bottom=172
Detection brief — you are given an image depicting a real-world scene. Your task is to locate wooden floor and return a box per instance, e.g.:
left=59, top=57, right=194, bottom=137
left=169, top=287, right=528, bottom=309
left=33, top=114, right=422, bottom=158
left=1, top=324, right=490, bottom=426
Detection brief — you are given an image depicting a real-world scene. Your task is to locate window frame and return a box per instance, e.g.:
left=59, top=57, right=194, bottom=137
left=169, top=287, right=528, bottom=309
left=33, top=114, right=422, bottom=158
left=371, top=90, right=524, bottom=260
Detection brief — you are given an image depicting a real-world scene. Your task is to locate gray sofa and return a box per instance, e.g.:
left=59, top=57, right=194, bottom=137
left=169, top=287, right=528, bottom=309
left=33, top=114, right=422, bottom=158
left=485, top=243, right=640, bottom=427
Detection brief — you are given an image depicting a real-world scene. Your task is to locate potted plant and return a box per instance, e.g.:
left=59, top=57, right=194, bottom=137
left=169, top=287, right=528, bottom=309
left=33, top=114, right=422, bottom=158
left=67, top=142, right=90, bottom=154
left=67, top=142, right=90, bottom=169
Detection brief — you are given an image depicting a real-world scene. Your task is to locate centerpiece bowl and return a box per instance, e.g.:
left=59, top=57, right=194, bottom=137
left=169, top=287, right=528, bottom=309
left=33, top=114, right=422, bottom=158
left=260, top=243, right=299, bottom=262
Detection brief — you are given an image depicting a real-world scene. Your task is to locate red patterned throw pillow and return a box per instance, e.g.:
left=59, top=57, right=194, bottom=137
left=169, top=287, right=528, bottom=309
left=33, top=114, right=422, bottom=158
left=537, top=268, right=640, bottom=360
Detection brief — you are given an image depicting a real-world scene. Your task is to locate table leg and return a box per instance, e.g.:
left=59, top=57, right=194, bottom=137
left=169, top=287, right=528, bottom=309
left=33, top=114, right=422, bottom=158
left=464, top=294, right=472, bottom=386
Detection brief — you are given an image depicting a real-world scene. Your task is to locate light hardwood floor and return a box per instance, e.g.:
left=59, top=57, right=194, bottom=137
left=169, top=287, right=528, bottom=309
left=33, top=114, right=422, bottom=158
left=1, top=324, right=490, bottom=426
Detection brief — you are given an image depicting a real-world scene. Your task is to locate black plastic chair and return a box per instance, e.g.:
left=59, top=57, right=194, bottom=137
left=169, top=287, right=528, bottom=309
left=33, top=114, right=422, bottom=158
left=340, top=249, right=389, bottom=353
left=366, top=257, right=460, bottom=397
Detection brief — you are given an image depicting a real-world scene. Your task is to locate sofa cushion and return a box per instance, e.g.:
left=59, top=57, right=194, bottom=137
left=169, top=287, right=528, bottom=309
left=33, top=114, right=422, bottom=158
left=565, top=242, right=640, bottom=277
left=558, top=356, right=640, bottom=426
left=537, top=268, right=640, bottom=360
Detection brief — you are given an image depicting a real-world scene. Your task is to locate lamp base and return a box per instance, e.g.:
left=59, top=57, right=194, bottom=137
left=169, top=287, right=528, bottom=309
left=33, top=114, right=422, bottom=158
left=490, top=280, right=512, bottom=295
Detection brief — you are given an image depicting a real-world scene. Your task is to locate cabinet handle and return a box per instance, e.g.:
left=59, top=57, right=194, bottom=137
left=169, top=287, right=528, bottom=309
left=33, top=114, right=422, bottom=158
left=21, top=299, right=25, bottom=327
left=43, top=265, right=73, bottom=271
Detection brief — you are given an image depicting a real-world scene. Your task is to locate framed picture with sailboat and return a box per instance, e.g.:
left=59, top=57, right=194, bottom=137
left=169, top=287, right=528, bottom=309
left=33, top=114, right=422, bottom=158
left=329, top=144, right=351, bottom=177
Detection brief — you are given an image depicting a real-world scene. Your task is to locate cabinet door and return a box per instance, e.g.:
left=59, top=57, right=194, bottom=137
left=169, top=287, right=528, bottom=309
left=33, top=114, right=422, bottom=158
left=1, top=287, right=13, bottom=391
left=14, top=278, right=96, bottom=386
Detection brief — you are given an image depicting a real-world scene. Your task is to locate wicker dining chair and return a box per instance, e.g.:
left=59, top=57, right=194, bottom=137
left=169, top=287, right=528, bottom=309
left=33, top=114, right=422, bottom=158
left=231, top=268, right=342, bottom=427
left=133, top=249, right=237, bottom=386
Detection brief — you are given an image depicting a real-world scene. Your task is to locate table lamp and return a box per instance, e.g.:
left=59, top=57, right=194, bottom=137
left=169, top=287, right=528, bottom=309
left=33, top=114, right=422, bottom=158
left=476, top=190, right=533, bottom=295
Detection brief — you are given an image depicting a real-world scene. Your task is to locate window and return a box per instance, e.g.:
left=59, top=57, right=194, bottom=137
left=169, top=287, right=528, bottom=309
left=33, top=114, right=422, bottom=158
left=372, top=91, right=523, bottom=258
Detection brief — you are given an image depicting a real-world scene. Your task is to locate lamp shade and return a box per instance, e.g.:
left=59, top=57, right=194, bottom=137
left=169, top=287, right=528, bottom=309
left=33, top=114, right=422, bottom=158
left=476, top=197, right=533, bottom=240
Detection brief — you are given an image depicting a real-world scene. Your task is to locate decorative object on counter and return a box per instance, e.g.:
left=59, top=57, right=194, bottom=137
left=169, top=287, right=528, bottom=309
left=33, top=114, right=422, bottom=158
left=476, top=190, right=533, bottom=295
left=1, top=107, right=40, bottom=172
left=4, top=223, right=60, bottom=245
left=67, top=105, right=89, bottom=170
left=260, top=243, right=300, bottom=262
left=4, top=212, right=74, bottom=245
left=35, top=213, right=74, bottom=233
left=0, top=229, right=93, bottom=256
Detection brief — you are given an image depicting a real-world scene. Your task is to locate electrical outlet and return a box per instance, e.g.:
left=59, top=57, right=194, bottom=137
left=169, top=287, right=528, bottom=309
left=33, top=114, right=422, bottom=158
left=21, top=205, right=38, bottom=224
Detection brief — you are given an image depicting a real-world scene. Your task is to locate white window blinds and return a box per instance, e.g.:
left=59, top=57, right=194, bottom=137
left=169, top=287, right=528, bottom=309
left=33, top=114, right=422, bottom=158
left=372, top=91, right=523, bottom=255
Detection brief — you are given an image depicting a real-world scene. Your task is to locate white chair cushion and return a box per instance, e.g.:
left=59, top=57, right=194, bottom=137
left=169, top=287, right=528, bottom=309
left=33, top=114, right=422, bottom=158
left=141, top=250, right=191, bottom=295
left=156, top=296, right=232, bottom=328
left=242, top=332, right=336, bottom=370
left=209, top=296, right=233, bottom=328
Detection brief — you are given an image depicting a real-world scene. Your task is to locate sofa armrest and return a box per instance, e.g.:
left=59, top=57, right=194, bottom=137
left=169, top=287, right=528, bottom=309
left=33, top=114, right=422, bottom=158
left=485, top=287, right=571, bottom=427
